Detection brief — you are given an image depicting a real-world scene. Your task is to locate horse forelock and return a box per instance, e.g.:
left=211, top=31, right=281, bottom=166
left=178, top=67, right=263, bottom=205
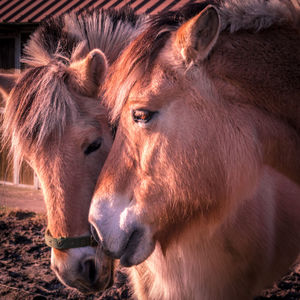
left=104, top=0, right=297, bottom=123
left=2, top=64, right=78, bottom=160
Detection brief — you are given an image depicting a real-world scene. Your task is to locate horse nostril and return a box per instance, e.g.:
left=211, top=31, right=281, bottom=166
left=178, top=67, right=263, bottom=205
left=90, top=224, right=101, bottom=245
left=90, top=224, right=119, bottom=258
left=82, top=259, right=97, bottom=284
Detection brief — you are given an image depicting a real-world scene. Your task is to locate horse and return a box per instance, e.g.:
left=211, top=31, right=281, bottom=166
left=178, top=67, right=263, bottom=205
left=89, top=1, right=300, bottom=299
left=1, top=8, right=145, bottom=293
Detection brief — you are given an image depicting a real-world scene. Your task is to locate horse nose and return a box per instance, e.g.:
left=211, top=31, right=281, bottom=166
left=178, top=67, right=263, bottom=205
left=80, top=258, right=97, bottom=285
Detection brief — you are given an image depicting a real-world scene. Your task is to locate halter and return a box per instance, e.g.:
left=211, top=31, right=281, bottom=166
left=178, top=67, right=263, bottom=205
left=45, top=229, right=98, bottom=250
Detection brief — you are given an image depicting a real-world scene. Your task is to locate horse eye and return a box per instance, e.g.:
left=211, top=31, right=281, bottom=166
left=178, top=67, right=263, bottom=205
left=84, top=138, right=102, bottom=155
left=132, top=110, right=157, bottom=124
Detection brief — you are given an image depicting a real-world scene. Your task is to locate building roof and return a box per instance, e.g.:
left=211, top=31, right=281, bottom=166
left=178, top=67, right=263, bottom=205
left=0, top=0, right=193, bottom=23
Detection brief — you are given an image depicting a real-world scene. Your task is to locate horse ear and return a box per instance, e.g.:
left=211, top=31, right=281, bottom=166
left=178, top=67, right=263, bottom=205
left=0, top=72, right=19, bottom=100
left=175, top=5, right=220, bottom=64
left=69, top=49, right=108, bottom=97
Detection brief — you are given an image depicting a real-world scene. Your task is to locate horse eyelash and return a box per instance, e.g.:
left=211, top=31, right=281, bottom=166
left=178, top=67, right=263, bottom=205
left=84, top=138, right=102, bottom=155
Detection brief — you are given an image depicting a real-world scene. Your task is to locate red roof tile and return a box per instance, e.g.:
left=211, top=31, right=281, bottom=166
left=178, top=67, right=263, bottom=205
left=0, top=0, right=193, bottom=23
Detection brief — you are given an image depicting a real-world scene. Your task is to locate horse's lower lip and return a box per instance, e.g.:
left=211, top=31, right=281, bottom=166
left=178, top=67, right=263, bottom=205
left=119, top=228, right=144, bottom=267
left=120, top=253, right=133, bottom=267
left=77, top=276, right=112, bottom=293
left=75, top=280, right=96, bottom=294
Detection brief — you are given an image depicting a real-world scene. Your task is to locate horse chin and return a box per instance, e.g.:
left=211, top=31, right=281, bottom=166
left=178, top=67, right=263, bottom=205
left=119, top=229, right=156, bottom=267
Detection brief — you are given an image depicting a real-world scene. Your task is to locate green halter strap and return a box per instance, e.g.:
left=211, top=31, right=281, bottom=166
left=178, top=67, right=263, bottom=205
left=45, top=228, right=98, bottom=250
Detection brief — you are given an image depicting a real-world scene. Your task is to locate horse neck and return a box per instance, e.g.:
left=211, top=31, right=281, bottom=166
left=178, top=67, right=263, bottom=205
left=210, top=26, right=299, bottom=129
left=128, top=168, right=300, bottom=300
left=207, top=26, right=300, bottom=185
left=128, top=218, right=253, bottom=300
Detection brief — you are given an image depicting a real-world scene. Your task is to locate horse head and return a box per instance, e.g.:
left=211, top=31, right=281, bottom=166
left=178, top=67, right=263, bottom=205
left=89, top=2, right=300, bottom=299
left=1, top=8, right=145, bottom=293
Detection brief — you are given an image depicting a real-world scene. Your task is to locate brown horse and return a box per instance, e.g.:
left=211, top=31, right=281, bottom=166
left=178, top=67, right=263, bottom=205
left=1, top=8, right=144, bottom=293
left=89, top=1, right=300, bottom=299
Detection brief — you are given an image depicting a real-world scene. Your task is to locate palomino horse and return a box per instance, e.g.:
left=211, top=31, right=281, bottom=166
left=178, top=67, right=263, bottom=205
left=89, top=1, right=300, bottom=299
left=1, top=8, right=144, bottom=293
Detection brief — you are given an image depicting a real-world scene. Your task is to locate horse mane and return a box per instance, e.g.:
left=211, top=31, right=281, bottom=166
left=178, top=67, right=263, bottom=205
left=219, top=0, right=297, bottom=32
left=104, top=0, right=298, bottom=123
left=22, top=7, right=144, bottom=67
left=2, top=7, right=144, bottom=160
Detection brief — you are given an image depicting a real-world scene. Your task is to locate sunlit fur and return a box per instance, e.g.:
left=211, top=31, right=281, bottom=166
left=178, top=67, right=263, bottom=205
left=1, top=8, right=145, bottom=293
left=90, top=1, right=300, bottom=299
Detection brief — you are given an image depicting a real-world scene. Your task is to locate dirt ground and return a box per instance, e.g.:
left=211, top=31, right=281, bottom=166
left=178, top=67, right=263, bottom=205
left=0, top=185, right=300, bottom=299
left=0, top=210, right=132, bottom=300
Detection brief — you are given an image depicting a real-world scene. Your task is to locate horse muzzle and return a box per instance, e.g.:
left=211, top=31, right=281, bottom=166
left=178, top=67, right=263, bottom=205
left=89, top=197, right=155, bottom=267
left=50, top=243, right=113, bottom=293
